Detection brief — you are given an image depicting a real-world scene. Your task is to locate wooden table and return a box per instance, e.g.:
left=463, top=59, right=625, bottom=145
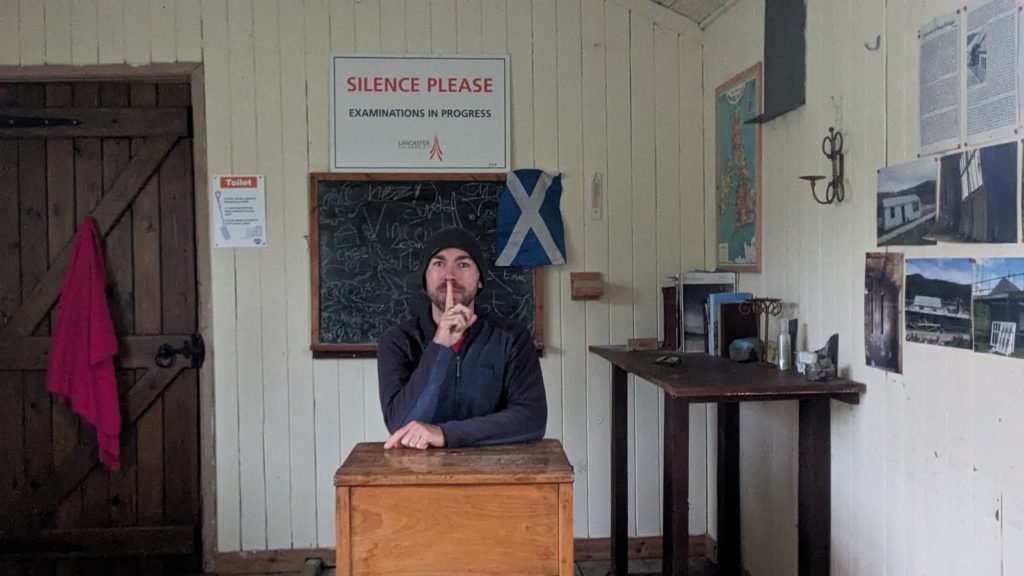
left=588, top=346, right=865, bottom=576
left=334, top=439, right=574, bottom=575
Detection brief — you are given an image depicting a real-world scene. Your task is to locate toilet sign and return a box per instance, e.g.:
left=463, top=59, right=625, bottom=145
left=212, top=175, right=266, bottom=248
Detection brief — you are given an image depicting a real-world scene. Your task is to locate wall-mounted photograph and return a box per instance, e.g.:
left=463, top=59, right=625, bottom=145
left=972, top=258, right=1024, bottom=359
left=865, top=252, right=905, bottom=373
left=877, top=158, right=938, bottom=246
left=931, top=142, right=1018, bottom=243
left=905, top=259, right=972, bottom=349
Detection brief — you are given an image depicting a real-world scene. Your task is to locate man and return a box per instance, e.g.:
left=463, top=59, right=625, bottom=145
left=377, top=227, right=547, bottom=449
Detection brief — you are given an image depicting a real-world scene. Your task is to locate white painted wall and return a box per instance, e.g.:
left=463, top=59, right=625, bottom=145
left=704, top=0, right=1024, bottom=574
left=0, top=0, right=708, bottom=552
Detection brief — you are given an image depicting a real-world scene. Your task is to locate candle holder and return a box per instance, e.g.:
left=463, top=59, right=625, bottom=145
left=740, top=297, right=782, bottom=363
left=799, top=127, right=845, bottom=205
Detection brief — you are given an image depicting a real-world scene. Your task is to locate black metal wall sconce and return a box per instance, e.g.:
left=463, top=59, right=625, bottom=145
left=799, top=127, right=845, bottom=204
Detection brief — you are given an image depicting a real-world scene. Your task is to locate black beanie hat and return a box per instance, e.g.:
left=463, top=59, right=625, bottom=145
left=419, top=228, right=488, bottom=290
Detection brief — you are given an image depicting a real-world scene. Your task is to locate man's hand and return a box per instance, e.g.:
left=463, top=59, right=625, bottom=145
left=432, top=280, right=477, bottom=347
left=383, top=420, right=445, bottom=450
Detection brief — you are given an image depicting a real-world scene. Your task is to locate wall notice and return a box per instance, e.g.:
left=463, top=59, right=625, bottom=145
left=212, top=175, right=266, bottom=248
left=964, top=0, right=1018, bottom=145
left=330, top=54, right=510, bottom=172
left=919, top=14, right=961, bottom=156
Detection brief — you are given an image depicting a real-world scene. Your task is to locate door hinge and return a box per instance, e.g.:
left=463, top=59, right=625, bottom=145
left=0, top=115, right=81, bottom=128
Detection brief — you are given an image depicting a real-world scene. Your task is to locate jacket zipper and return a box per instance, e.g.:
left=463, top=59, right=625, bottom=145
left=456, top=353, right=461, bottom=378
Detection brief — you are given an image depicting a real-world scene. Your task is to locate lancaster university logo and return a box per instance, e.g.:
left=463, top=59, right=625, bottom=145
left=429, top=135, right=444, bottom=161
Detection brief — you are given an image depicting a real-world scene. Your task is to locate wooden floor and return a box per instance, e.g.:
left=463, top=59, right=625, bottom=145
left=574, top=557, right=720, bottom=575
left=265, top=557, right=720, bottom=576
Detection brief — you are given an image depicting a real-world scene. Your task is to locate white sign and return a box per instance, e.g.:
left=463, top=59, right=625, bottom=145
left=212, top=175, right=266, bottom=248
left=331, top=54, right=510, bottom=172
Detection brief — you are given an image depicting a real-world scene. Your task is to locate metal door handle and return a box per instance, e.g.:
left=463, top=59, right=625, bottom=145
left=154, top=333, right=205, bottom=369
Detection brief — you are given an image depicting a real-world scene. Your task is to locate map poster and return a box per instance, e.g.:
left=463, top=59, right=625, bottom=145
left=715, top=63, right=762, bottom=273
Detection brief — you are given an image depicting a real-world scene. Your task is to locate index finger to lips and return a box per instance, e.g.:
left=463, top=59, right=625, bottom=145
left=445, top=280, right=454, bottom=310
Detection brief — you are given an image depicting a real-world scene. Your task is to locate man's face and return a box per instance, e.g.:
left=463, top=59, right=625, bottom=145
left=425, top=247, right=482, bottom=311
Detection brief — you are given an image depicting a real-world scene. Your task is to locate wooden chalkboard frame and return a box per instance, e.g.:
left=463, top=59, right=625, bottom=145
left=309, top=172, right=545, bottom=357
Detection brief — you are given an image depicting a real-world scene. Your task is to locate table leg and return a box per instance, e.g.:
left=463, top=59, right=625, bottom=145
left=611, top=365, right=628, bottom=576
left=717, top=403, right=741, bottom=576
left=798, top=397, right=830, bottom=576
left=663, top=395, right=689, bottom=576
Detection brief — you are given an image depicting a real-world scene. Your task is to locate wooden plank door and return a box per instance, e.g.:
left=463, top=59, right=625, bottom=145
left=0, top=81, right=200, bottom=575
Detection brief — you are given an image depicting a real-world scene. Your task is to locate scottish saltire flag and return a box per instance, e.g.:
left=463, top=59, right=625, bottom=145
left=496, top=169, right=566, bottom=266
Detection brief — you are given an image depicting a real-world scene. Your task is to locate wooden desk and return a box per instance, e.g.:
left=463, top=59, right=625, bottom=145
left=589, top=346, right=865, bottom=576
left=334, top=439, right=574, bottom=575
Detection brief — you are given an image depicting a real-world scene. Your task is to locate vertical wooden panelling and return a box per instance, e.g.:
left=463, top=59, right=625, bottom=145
left=556, top=0, right=587, bottom=535
left=506, top=0, right=533, bottom=166
left=0, top=83, right=25, bottom=576
left=328, top=0, right=355, bottom=53
left=18, top=84, right=52, bottom=540
left=45, top=83, right=75, bottom=330
left=581, top=0, right=610, bottom=539
left=200, top=0, right=243, bottom=552
left=226, top=0, right=268, bottom=552
left=123, top=0, right=150, bottom=64
left=124, top=84, right=159, bottom=542
left=150, top=87, right=194, bottom=576
left=480, top=0, right=506, bottom=54
left=531, top=0, right=562, bottom=442
left=149, top=0, right=176, bottom=62
left=18, top=0, right=44, bottom=65
left=354, top=1, right=387, bottom=447
left=380, top=0, right=405, bottom=52
left=1004, top=364, right=1024, bottom=575
left=44, top=0, right=72, bottom=64
left=362, top=364, right=387, bottom=439
left=849, top=1, right=888, bottom=576
left=323, top=0, right=364, bottom=541
left=280, top=0, right=316, bottom=549
left=354, top=0, right=381, bottom=53
left=0, top=0, right=19, bottom=63
left=405, top=0, right=431, bottom=52
left=252, top=0, right=292, bottom=550
left=456, top=0, right=482, bottom=53
left=604, top=0, right=637, bottom=536
left=96, top=0, right=124, bottom=63
left=158, top=83, right=198, bottom=534
left=629, top=14, right=659, bottom=537
left=652, top=24, right=679, bottom=532
left=430, top=0, right=456, bottom=52
left=16, top=84, right=53, bottom=576
left=53, top=83, right=100, bottom=544
left=309, top=0, right=341, bottom=549
left=71, top=0, right=99, bottom=65
left=653, top=24, right=680, bottom=346
left=176, top=0, right=202, bottom=62
left=130, top=81, right=162, bottom=538
left=308, top=0, right=341, bottom=550
left=356, top=0, right=387, bottom=444
left=313, top=359, right=340, bottom=547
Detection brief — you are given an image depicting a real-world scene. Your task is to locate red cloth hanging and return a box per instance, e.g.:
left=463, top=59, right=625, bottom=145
left=46, top=217, right=121, bottom=471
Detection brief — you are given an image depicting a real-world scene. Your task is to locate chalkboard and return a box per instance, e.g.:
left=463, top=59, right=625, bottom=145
left=309, top=173, right=543, bottom=356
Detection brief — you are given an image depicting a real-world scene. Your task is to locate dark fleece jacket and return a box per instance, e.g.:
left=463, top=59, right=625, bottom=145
left=377, top=307, right=547, bottom=448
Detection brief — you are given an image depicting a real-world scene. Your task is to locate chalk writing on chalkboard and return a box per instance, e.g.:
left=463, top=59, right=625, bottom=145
left=310, top=173, right=543, bottom=355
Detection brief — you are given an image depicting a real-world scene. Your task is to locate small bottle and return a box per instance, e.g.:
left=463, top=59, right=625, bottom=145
left=777, top=331, right=792, bottom=370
